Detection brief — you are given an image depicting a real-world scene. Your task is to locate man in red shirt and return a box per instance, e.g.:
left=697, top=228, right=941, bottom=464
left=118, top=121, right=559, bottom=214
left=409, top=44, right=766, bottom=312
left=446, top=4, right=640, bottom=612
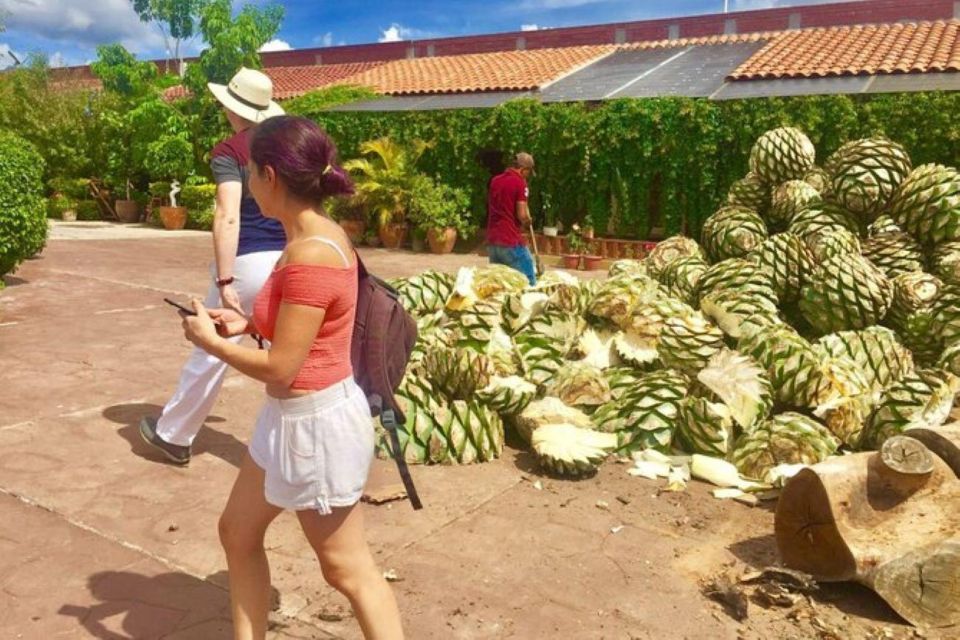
left=487, top=152, right=537, bottom=285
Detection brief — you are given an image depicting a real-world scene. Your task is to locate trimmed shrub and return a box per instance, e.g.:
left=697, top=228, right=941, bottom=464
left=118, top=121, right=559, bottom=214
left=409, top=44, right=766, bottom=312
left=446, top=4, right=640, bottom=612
left=0, top=129, right=47, bottom=281
left=47, top=194, right=78, bottom=219
left=76, top=200, right=102, bottom=221
left=48, top=177, right=91, bottom=200
left=180, top=183, right=217, bottom=230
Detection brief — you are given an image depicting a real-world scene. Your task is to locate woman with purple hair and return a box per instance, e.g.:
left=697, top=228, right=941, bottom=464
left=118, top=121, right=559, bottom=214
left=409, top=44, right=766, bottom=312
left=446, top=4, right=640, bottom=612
left=179, top=115, right=404, bottom=639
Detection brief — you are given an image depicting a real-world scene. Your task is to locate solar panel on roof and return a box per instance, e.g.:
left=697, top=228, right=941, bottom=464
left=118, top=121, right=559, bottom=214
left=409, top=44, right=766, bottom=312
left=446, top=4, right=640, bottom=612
left=711, top=76, right=870, bottom=100
left=330, top=91, right=530, bottom=112
left=866, top=73, right=960, bottom=94
left=611, top=42, right=767, bottom=99
left=539, top=48, right=683, bottom=103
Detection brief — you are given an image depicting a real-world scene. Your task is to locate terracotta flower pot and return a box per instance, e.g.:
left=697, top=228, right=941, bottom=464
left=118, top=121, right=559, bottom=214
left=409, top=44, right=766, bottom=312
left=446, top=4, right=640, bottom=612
left=427, top=227, right=458, bottom=254
left=339, top=219, right=366, bottom=245
left=378, top=223, right=409, bottom=250
left=582, top=254, right=604, bottom=271
left=583, top=227, right=595, bottom=240
left=61, top=209, right=77, bottom=222
left=159, top=205, right=187, bottom=230
left=115, top=199, right=140, bottom=223
left=561, top=253, right=581, bottom=270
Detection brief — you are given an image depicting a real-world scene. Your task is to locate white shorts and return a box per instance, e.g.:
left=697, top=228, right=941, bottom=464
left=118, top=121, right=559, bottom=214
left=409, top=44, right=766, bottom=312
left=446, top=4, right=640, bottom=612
left=249, top=378, right=375, bottom=514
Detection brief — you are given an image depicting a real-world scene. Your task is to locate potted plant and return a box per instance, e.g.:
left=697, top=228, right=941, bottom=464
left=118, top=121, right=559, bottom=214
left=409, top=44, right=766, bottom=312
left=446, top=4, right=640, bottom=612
left=409, top=176, right=471, bottom=255
left=144, top=133, right=193, bottom=230
left=114, top=180, right=141, bottom=223
left=328, top=196, right=367, bottom=245
left=363, top=228, right=382, bottom=248
left=582, top=213, right=595, bottom=240
left=582, top=239, right=604, bottom=271
left=542, top=192, right=558, bottom=237
left=344, top=137, right=431, bottom=250
left=49, top=194, right=78, bottom=221
left=562, top=224, right=585, bottom=270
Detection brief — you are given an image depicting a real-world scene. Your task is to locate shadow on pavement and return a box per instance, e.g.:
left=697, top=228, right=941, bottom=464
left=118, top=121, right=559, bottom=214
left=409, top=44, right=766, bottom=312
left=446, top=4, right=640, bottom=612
left=57, top=570, right=232, bottom=639
left=57, top=570, right=283, bottom=640
left=1, top=275, right=28, bottom=287
left=102, top=402, right=246, bottom=468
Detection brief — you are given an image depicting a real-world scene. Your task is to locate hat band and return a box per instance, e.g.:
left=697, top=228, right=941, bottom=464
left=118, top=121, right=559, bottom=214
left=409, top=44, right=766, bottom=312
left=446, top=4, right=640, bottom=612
left=227, top=86, right=270, bottom=111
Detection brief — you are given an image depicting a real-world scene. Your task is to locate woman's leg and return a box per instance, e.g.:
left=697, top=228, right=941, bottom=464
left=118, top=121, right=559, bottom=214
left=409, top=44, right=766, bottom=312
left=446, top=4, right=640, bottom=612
left=297, top=505, right=404, bottom=639
left=219, top=453, right=283, bottom=640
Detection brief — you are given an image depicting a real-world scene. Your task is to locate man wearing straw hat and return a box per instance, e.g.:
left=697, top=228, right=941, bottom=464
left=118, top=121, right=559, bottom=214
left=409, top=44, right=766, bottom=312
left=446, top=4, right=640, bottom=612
left=139, top=68, right=286, bottom=465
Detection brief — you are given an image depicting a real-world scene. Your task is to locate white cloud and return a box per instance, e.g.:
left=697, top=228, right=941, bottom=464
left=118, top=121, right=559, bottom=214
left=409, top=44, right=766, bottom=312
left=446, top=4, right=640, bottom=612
left=48, top=51, right=66, bottom=67
left=259, top=38, right=291, bottom=52
left=378, top=24, right=405, bottom=43
left=521, top=24, right=541, bottom=31
left=377, top=23, right=436, bottom=43
left=0, top=0, right=164, bottom=54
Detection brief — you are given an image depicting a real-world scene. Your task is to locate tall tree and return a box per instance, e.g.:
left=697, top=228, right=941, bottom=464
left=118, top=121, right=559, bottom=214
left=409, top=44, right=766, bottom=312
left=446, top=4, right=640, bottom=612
left=90, top=44, right=158, bottom=98
left=130, top=0, right=207, bottom=74
left=182, top=0, right=283, bottom=94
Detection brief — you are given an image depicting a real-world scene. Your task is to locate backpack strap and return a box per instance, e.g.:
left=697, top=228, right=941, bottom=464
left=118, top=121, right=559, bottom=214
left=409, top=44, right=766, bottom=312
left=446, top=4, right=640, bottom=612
left=370, top=394, right=423, bottom=510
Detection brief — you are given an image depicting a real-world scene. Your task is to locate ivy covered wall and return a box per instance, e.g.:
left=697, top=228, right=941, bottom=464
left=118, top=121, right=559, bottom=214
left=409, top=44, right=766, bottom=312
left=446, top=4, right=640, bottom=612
left=302, top=91, right=960, bottom=239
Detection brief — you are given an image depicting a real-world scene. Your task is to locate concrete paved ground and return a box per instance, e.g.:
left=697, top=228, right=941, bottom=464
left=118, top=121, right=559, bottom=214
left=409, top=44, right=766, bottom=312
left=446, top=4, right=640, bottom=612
left=0, top=223, right=922, bottom=639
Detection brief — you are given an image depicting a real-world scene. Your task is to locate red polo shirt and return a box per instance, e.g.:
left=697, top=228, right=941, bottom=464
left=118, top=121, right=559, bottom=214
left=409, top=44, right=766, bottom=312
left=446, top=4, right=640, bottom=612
left=486, top=168, right=528, bottom=247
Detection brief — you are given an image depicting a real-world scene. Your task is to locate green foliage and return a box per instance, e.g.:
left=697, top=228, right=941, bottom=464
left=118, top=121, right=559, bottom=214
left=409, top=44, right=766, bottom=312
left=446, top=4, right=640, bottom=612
left=182, top=0, right=284, bottom=94
left=180, top=183, right=217, bottom=229
left=91, top=44, right=158, bottom=98
left=47, top=194, right=77, bottom=218
left=407, top=175, right=473, bottom=237
left=48, top=177, right=91, bottom=199
left=0, top=61, right=112, bottom=183
left=343, top=137, right=431, bottom=227
left=131, top=0, right=207, bottom=70
left=315, top=91, right=960, bottom=239
left=76, top=200, right=102, bottom=221
left=144, top=132, right=194, bottom=181
left=0, top=130, right=47, bottom=279
left=284, top=85, right=380, bottom=119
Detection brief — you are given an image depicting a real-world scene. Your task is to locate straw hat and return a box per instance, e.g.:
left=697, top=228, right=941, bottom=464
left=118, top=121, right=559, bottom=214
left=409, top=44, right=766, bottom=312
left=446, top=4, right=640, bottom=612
left=207, top=67, right=284, bottom=123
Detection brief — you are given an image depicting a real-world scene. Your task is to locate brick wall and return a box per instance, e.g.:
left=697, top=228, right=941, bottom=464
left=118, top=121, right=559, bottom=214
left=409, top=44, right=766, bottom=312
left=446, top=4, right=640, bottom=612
left=47, top=0, right=955, bottom=82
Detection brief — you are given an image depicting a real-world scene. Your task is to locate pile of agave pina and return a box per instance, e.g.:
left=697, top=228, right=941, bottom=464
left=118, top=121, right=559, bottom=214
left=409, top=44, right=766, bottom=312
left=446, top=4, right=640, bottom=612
left=380, top=127, right=960, bottom=483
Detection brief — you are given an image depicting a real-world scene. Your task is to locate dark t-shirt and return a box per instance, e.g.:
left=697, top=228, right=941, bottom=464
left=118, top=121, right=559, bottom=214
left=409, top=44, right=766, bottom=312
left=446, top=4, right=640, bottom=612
left=210, top=129, right=286, bottom=256
left=486, top=168, right=528, bottom=247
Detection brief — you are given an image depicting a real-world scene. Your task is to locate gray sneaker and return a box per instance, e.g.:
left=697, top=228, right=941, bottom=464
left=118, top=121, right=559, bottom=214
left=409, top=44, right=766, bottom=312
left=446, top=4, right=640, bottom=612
left=139, top=416, right=191, bottom=465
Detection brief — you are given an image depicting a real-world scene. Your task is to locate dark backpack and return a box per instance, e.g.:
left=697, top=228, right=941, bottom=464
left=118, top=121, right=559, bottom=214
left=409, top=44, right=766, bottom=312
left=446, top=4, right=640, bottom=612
left=350, top=256, right=423, bottom=510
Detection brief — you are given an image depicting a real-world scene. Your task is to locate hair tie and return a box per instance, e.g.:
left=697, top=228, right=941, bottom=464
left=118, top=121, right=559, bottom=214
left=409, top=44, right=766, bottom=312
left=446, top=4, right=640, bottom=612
left=322, top=164, right=333, bottom=176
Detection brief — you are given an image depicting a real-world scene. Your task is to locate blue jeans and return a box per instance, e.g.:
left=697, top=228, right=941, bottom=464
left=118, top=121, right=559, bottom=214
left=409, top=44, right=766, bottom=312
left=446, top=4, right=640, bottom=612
left=488, top=244, right=537, bottom=286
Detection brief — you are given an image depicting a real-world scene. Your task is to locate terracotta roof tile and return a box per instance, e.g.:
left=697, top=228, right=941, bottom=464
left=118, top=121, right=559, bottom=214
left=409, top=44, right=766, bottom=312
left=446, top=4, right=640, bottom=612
left=266, top=61, right=384, bottom=99
left=621, top=31, right=780, bottom=50
left=332, top=45, right=615, bottom=95
left=161, top=61, right=384, bottom=102
left=730, top=20, right=960, bottom=79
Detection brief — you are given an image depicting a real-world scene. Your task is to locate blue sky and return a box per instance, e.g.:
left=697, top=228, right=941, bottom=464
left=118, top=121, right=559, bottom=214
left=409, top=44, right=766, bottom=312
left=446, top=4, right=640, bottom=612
left=0, top=0, right=852, bottom=69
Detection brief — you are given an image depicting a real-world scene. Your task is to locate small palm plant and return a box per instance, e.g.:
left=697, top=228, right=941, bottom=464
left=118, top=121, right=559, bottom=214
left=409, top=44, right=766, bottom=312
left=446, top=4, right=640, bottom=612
left=343, top=137, right=431, bottom=230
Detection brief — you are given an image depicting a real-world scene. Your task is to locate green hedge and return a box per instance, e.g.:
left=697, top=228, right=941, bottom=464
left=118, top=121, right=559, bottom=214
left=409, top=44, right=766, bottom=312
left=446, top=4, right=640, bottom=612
left=180, top=183, right=217, bottom=230
left=0, top=129, right=47, bottom=281
left=313, top=92, right=960, bottom=239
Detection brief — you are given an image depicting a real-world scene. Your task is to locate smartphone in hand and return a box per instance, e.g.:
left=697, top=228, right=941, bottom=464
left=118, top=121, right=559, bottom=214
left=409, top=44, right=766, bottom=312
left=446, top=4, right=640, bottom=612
left=163, top=297, right=197, bottom=316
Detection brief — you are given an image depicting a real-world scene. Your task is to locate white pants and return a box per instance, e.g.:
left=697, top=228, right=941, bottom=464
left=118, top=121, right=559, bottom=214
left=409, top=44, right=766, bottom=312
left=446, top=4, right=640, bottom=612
left=156, top=250, right=282, bottom=447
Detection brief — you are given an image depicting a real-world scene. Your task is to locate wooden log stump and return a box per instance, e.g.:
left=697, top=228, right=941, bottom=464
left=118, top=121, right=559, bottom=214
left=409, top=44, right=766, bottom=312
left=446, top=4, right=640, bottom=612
left=775, top=436, right=960, bottom=628
left=905, top=422, right=960, bottom=478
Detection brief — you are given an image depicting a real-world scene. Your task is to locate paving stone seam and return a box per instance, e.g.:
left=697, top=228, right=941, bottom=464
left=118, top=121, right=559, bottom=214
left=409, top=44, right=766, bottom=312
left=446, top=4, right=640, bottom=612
left=1, top=486, right=336, bottom=637
left=41, top=267, right=202, bottom=299
left=380, top=477, right=525, bottom=564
